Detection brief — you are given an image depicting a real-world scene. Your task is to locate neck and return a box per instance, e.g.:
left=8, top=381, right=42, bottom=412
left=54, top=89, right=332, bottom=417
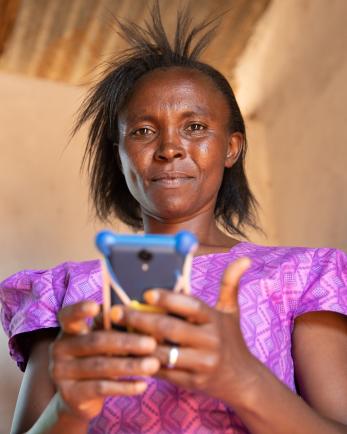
left=142, top=209, right=239, bottom=251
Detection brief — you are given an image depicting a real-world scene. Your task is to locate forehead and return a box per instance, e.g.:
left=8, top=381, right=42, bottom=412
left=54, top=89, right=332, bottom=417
left=121, top=67, right=230, bottom=118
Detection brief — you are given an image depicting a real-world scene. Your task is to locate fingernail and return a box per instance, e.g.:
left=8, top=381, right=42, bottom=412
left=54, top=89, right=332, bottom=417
left=141, top=358, right=160, bottom=373
left=241, top=257, right=252, bottom=267
left=144, top=290, right=159, bottom=304
left=139, top=337, right=156, bottom=350
left=110, top=306, right=124, bottom=323
left=238, top=256, right=252, bottom=268
left=135, top=382, right=148, bottom=393
left=82, top=301, right=99, bottom=315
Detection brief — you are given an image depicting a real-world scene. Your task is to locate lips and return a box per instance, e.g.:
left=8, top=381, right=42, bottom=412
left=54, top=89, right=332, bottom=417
left=150, top=171, right=195, bottom=188
left=151, top=171, right=194, bottom=181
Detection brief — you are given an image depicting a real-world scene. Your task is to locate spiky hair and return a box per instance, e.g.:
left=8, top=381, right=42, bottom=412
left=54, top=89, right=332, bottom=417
left=74, top=1, right=258, bottom=237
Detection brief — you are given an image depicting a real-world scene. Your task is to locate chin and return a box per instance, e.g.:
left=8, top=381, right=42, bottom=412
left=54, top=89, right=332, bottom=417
left=147, top=197, right=195, bottom=221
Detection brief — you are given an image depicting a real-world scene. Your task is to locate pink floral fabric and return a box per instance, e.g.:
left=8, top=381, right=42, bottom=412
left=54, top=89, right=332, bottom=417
left=1, top=242, right=347, bottom=433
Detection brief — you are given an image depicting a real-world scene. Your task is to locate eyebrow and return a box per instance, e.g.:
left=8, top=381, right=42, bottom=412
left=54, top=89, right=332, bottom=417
left=124, top=105, right=212, bottom=124
left=123, top=114, right=156, bottom=124
left=180, top=107, right=211, bottom=117
left=161, top=103, right=212, bottom=117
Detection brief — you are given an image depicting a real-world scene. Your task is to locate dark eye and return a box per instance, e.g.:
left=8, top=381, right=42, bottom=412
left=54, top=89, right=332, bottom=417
left=186, top=123, right=206, bottom=132
left=132, top=127, right=155, bottom=136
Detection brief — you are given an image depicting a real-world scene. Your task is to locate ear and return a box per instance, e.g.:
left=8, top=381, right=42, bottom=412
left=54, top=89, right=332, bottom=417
left=113, top=143, right=124, bottom=174
left=224, top=132, right=244, bottom=169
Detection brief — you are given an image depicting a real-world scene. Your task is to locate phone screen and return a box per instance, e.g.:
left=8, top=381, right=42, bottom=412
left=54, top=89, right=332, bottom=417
left=108, top=243, right=185, bottom=304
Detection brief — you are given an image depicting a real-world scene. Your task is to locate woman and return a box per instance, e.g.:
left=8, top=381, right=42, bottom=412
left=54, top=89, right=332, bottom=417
left=1, top=4, right=346, bottom=434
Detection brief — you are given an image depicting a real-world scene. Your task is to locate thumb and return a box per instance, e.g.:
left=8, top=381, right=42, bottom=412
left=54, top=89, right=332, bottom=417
left=58, top=301, right=100, bottom=335
left=216, top=257, right=251, bottom=313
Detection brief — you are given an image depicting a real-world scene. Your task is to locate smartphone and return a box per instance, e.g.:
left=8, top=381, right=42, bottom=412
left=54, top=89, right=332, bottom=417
left=95, top=230, right=198, bottom=329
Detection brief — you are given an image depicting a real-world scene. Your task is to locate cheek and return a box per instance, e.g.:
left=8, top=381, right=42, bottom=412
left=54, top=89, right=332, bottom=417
left=194, top=141, right=227, bottom=193
left=194, top=139, right=227, bottom=170
left=196, top=142, right=209, bottom=155
left=119, top=146, right=147, bottom=177
left=119, top=147, right=157, bottom=203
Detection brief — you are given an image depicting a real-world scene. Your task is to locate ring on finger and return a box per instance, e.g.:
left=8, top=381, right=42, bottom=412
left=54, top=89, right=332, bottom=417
left=167, top=346, right=179, bottom=369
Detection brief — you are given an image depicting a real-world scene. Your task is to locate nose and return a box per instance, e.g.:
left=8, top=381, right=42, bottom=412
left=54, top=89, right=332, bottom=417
left=154, top=129, right=186, bottom=162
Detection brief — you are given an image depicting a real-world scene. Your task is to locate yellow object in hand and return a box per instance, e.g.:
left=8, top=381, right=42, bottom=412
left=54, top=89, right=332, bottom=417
left=129, top=299, right=165, bottom=313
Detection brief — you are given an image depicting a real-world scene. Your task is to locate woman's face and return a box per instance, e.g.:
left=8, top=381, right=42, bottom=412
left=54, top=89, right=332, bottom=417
left=117, top=67, right=242, bottom=222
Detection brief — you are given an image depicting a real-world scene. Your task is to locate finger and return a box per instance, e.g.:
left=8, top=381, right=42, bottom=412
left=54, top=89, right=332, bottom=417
left=155, top=345, right=218, bottom=374
left=143, top=290, right=211, bottom=324
left=118, top=309, right=218, bottom=349
left=52, top=330, right=157, bottom=358
left=216, top=257, right=251, bottom=313
left=60, top=379, right=148, bottom=404
left=52, top=356, right=160, bottom=380
left=110, top=305, right=126, bottom=325
left=58, top=301, right=100, bottom=335
left=155, top=369, right=207, bottom=391
left=91, top=313, right=103, bottom=330
left=92, top=306, right=104, bottom=330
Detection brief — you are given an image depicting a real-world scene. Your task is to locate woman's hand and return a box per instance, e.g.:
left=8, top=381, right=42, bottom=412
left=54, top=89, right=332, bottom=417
left=49, top=301, right=160, bottom=422
left=111, top=257, right=259, bottom=406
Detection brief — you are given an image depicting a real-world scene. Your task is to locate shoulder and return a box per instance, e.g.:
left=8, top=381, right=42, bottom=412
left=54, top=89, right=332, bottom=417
left=193, top=242, right=347, bottom=291
left=0, top=259, right=102, bottom=318
left=0, top=259, right=102, bottom=369
left=236, top=241, right=345, bottom=262
left=233, top=242, right=347, bottom=318
left=235, top=242, right=346, bottom=278
left=0, top=259, right=101, bottom=301
left=1, top=259, right=101, bottom=288
left=0, top=258, right=102, bottom=312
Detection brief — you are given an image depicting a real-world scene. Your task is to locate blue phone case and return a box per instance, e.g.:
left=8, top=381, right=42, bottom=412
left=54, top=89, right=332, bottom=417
left=96, top=230, right=198, bottom=304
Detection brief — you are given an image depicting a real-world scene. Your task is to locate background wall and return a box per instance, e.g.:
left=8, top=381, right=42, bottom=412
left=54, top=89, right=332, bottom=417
left=237, top=0, right=347, bottom=250
left=1, top=0, right=347, bottom=432
left=0, top=73, right=122, bottom=432
left=0, top=72, right=122, bottom=280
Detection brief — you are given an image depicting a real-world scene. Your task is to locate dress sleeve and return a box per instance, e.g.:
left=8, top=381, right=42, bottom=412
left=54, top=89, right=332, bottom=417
left=294, top=248, right=347, bottom=318
left=0, top=260, right=102, bottom=370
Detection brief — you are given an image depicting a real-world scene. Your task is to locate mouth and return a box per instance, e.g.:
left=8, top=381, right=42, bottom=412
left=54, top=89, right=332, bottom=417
left=150, top=171, right=195, bottom=187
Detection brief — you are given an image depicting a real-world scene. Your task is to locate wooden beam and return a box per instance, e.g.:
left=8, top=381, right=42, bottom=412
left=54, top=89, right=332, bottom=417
left=0, top=0, right=21, bottom=56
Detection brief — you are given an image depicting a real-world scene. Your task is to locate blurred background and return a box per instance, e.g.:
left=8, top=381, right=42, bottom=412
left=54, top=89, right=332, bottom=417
left=1, top=0, right=347, bottom=432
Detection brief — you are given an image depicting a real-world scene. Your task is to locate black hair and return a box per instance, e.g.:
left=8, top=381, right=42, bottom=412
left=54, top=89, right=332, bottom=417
left=74, top=2, right=258, bottom=237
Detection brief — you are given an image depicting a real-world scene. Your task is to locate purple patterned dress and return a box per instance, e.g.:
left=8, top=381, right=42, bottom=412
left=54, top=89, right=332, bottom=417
left=1, top=242, right=347, bottom=433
